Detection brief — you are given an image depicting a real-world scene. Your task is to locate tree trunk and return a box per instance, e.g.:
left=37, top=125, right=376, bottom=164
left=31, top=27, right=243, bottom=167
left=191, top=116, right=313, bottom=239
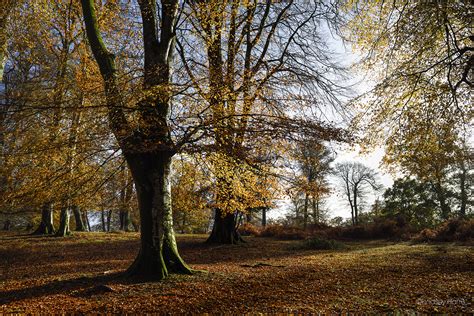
left=32, top=203, right=55, bottom=235
left=353, top=189, right=358, bottom=225
left=73, top=205, right=86, bottom=231
left=101, top=210, right=106, bottom=232
left=303, top=193, right=309, bottom=230
left=261, top=207, right=267, bottom=227
left=458, top=161, right=467, bottom=217
left=56, top=207, right=70, bottom=237
left=295, top=200, right=300, bottom=226
left=207, top=209, right=243, bottom=244
left=119, top=209, right=131, bottom=231
left=433, top=181, right=451, bottom=220
left=3, top=219, right=11, bottom=230
left=180, top=212, right=186, bottom=234
left=246, top=211, right=252, bottom=224
left=312, top=197, right=319, bottom=224
left=83, top=210, right=91, bottom=231
left=125, top=152, right=192, bottom=279
left=81, top=0, right=191, bottom=280
left=106, top=210, right=112, bottom=232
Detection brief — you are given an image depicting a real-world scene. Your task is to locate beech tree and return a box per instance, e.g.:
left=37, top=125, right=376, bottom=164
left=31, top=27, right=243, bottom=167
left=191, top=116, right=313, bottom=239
left=176, top=0, right=349, bottom=243
left=80, top=0, right=195, bottom=279
left=289, top=139, right=334, bottom=228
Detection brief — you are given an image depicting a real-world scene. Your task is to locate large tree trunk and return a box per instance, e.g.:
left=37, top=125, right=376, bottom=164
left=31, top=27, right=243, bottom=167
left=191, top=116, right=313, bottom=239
left=207, top=209, right=243, bottom=244
left=73, top=205, right=86, bottom=231
left=56, top=207, right=70, bottom=237
left=119, top=209, right=131, bottom=231
left=81, top=0, right=191, bottom=280
left=125, top=152, right=192, bottom=279
left=32, top=203, right=55, bottom=235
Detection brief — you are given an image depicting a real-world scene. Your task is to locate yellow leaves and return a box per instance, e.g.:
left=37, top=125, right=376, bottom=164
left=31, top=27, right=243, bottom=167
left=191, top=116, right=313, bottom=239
left=208, top=152, right=275, bottom=214
left=171, top=158, right=211, bottom=232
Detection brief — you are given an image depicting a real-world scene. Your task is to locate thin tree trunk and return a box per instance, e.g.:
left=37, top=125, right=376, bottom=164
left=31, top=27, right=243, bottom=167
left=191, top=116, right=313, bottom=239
left=303, top=193, right=309, bottom=229
left=181, top=212, right=186, bottom=234
left=346, top=184, right=355, bottom=226
left=295, top=199, right=300, bottom=226
left=106, top=210, right=112, bottom=232
left=32, top=203, right=55, bottom=235
left=261, top=207, right=267, bottom=227
left=353, top=189, right=358, bottom=225
left=3, top=219, right=11, bottom=230
left=459, top=160, right=467, bottom=217
left=101, top=210, right=106, bottom=232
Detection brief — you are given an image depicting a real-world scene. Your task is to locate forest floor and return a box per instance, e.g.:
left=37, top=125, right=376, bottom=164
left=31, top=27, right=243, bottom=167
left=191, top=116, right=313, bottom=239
left=0, top=232, right=472, bottom=313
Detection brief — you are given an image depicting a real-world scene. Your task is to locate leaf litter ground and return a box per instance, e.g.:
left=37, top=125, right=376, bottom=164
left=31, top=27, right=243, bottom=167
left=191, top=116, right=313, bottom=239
left=0, top=232, right=472, bottom=313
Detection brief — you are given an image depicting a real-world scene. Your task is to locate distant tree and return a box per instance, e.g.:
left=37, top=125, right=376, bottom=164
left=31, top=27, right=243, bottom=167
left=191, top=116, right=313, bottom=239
left=290, top=139, right=334, bottom=228
left=330, top=216, right=344, bottom=227
left=334, top=162, right=382, bottom=225
left=382, top=178, right=438, bottom=228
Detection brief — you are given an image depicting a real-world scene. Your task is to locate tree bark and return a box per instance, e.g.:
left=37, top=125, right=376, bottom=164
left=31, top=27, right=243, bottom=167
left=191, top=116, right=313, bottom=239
left=119, top=209, right=131, bottom=231
left=312, top=197, right=319, bottom=224
left=101, top=210, right=106, bottom=232
left=106, top=210, right=112, bottom=232
left=458, top=160, right=467, bottom=217
left=126, top=152, right=192, bottom=278
left=3, top=219, right=11, bottom=230
left=353, top=188, right=358, bottom=225
left=303, top=193, right=309, bottom=229
left=81, top=0, right=192, bottom=280
left=32, top=203, right=55, bottom=235
left=56, top=207, right=70, bottom=237
left=261, top=207, right=267, bottom=227
left=84, top=210, right=91, bottom=231
left=207, top=209, right=243, bottom=244
left=73, top=205, right=86, bottom=231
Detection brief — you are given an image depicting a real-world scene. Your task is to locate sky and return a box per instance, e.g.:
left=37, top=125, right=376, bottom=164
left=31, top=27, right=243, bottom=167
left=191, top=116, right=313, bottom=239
left=267, top=25, right=395, bottom=222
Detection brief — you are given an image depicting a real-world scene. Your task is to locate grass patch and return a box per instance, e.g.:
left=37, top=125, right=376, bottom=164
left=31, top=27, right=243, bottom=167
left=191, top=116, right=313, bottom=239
left=292, top=237, right=347, bottom=250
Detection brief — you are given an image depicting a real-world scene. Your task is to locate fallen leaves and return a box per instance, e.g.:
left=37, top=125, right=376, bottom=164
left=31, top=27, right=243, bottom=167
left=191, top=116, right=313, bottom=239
left=0, top=232, right=472, bottom=313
